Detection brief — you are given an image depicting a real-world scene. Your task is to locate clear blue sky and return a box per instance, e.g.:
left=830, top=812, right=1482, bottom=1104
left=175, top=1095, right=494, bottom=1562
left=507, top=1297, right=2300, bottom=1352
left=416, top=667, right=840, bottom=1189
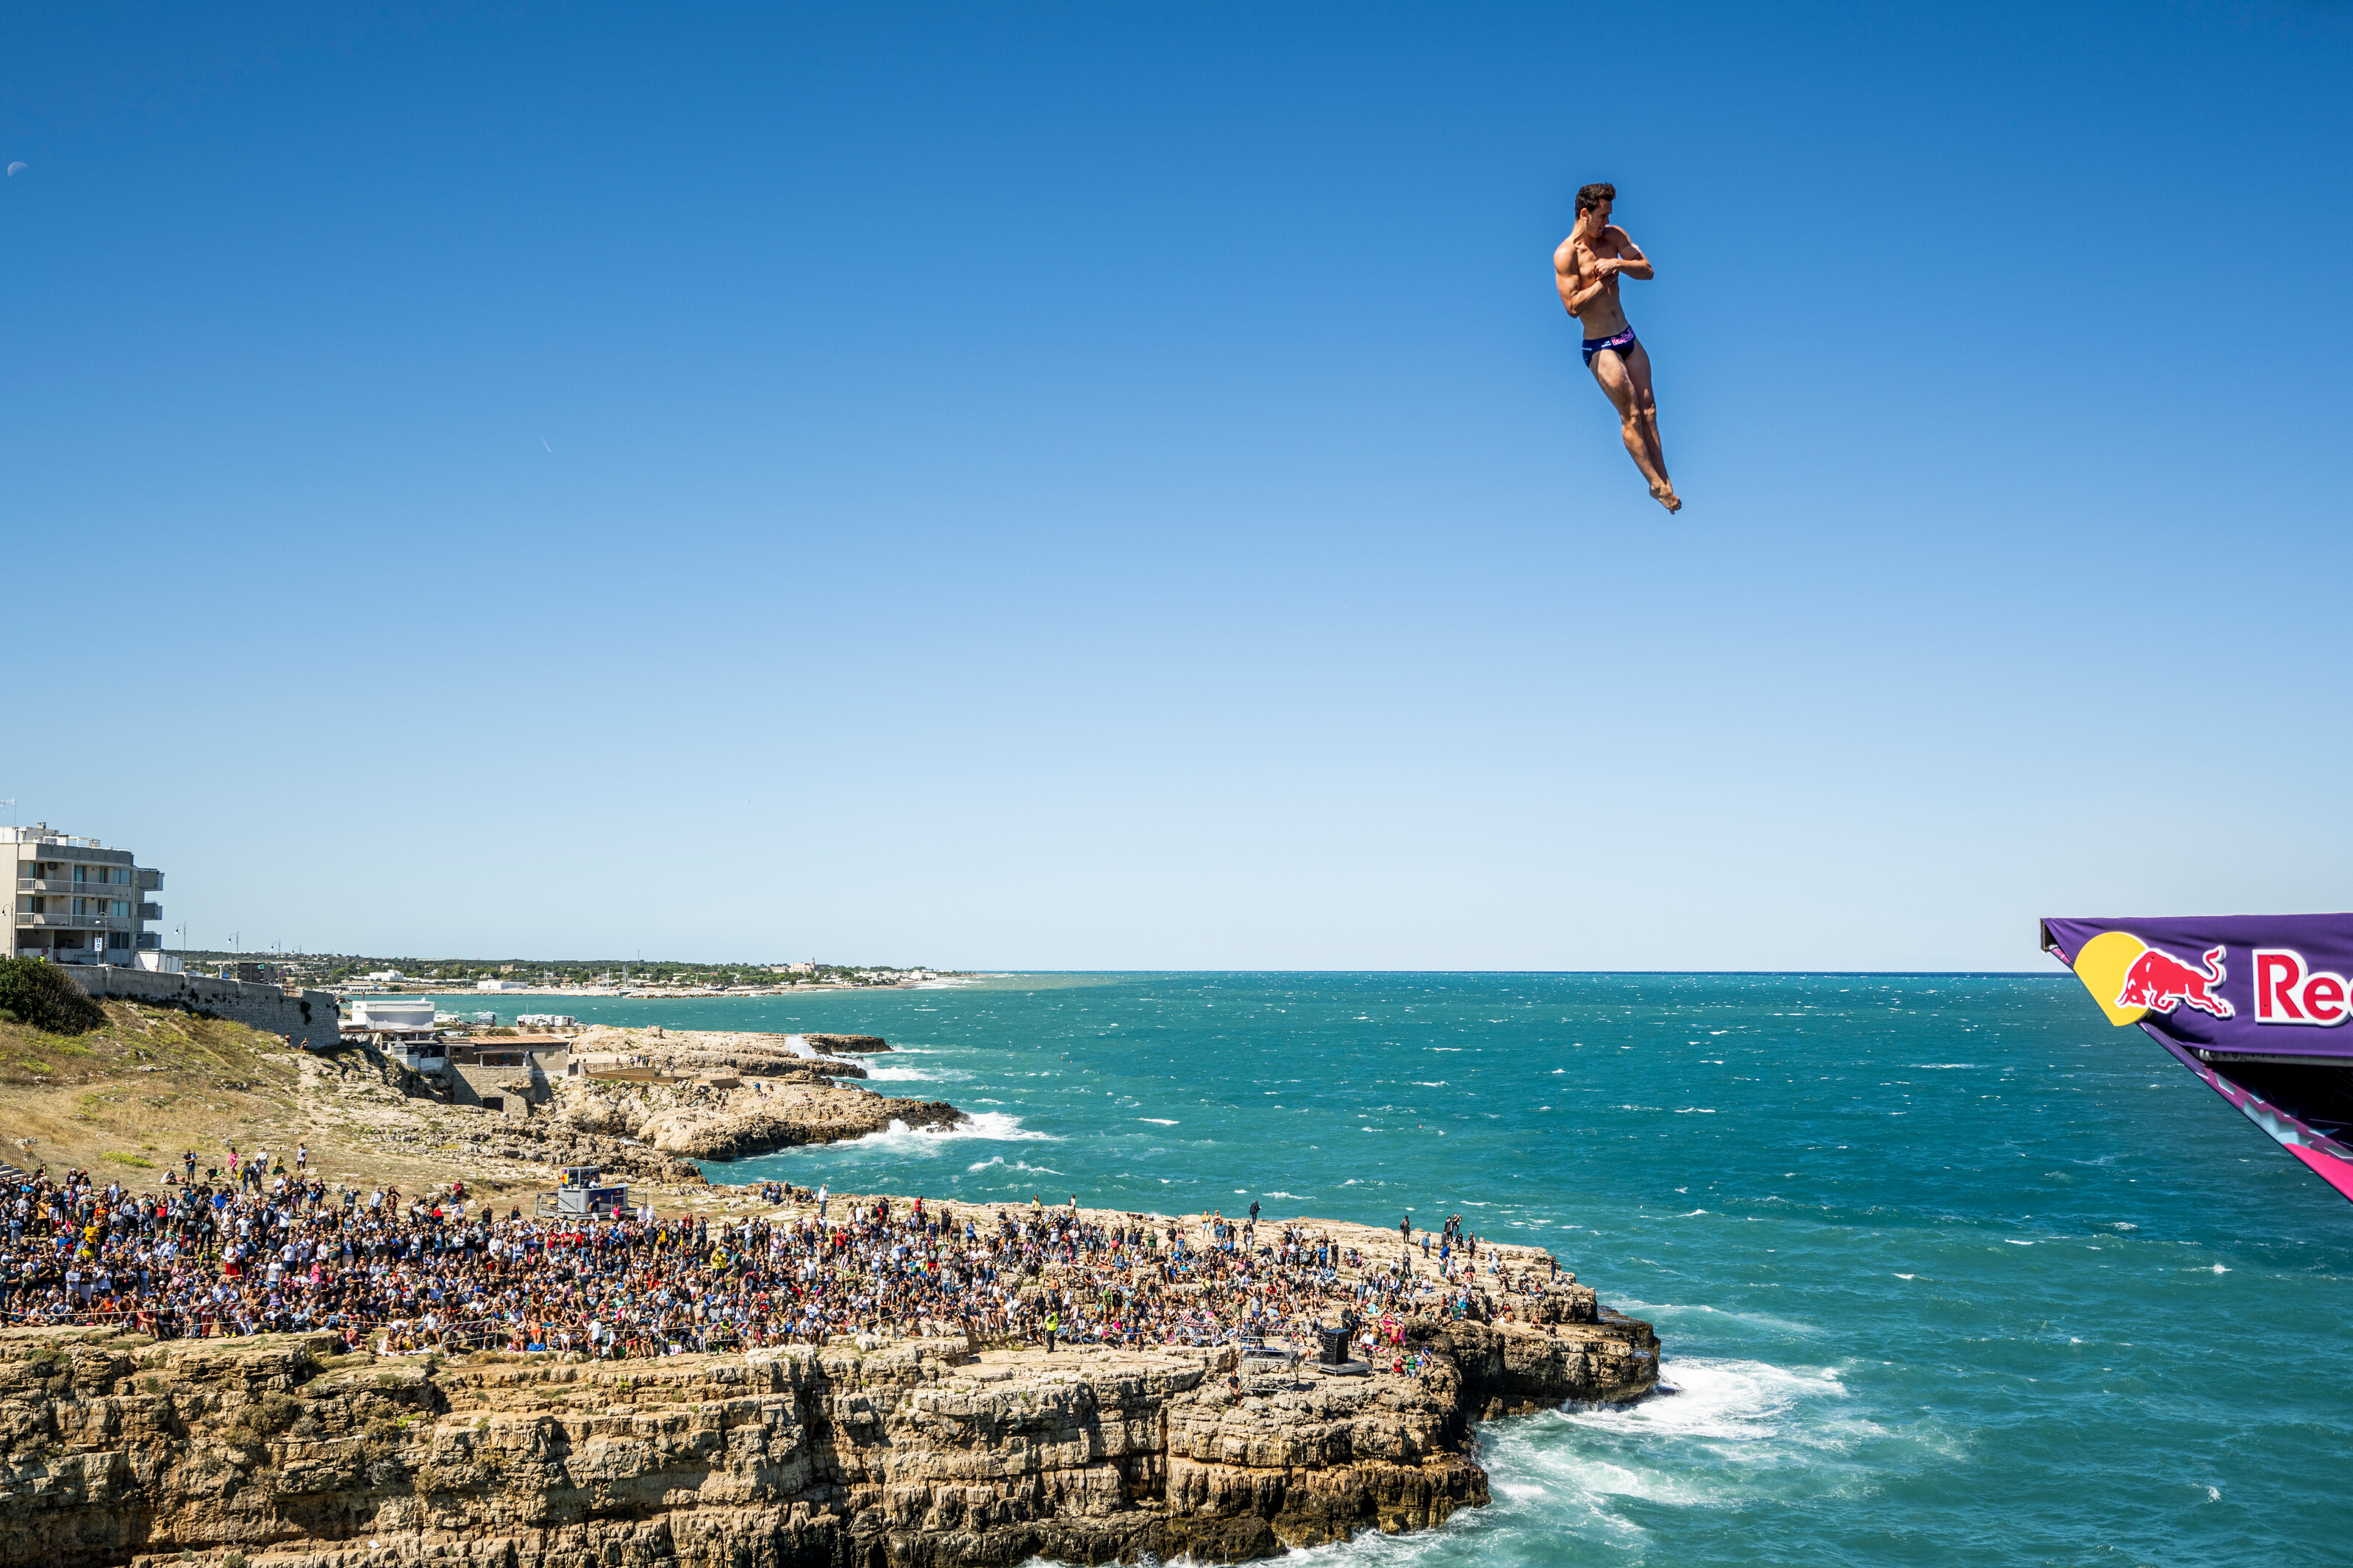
left=7, top=2, right=2349, bottom=970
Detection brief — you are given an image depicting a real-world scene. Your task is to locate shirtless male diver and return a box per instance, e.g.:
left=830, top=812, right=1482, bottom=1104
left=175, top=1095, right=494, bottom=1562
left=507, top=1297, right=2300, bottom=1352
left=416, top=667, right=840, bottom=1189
left=1554, top=182, right=1679, bottom=514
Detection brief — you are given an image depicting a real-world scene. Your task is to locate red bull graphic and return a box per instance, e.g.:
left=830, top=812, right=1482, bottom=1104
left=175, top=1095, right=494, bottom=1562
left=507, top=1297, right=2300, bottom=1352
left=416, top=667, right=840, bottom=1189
left=2043, top=914, right=2353, bottom=1210
left=2114, top=944, right=2232, bottom=1019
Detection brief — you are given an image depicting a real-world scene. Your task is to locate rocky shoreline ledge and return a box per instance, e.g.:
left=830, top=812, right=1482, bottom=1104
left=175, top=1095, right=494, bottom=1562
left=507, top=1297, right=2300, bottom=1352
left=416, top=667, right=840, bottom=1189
left=0, top=1267, right=1656, bottom=1568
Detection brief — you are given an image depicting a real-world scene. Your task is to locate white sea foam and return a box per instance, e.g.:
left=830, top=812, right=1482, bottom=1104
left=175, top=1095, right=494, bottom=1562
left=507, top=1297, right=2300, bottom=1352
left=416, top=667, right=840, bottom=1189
left=840, top=1111, right=1055, bottom=1156
left=857, top=1065, right=939, bottom=1082
left=965, top=1155, right=1065, bottom=1175
left=1138, top=1117, right=1179, bottom=1125
left=1296, top=1356, right=1865, bottom=1547
left=1557, top=1357, right=1849, bottom=1445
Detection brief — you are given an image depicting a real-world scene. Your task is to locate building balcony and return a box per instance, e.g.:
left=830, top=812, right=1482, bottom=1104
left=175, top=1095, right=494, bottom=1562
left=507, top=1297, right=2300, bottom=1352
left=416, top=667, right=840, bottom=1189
left=138, top=902, right=161, bottom=921
left=15, top=876, right=149, bottom=897
left=13, top=912, right=133, bottom=931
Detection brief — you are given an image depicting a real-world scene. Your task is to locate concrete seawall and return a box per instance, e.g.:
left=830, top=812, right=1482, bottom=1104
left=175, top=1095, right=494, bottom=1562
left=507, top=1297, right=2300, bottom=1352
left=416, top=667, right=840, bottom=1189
left=61, top=964, right=340, bottom=1051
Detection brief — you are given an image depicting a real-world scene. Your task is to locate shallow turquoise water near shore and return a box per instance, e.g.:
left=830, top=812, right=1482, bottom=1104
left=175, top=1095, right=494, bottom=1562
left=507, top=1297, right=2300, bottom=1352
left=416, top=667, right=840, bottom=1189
left=538, top=973, right=2350, bottom=1564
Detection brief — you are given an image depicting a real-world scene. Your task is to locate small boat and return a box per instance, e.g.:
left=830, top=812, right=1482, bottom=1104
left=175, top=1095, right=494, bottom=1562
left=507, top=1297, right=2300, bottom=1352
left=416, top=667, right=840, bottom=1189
left=2043, top=914, right=2353, bottom=1205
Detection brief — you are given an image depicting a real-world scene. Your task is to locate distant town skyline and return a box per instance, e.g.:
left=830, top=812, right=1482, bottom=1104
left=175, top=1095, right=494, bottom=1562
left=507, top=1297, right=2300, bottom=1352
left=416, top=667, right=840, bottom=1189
left=7, top=3, right=2351, bottom=969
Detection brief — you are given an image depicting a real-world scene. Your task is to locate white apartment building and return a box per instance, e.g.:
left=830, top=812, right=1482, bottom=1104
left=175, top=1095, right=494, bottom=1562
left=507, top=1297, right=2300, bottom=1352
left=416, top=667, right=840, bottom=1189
left=5, top=823, right=165, bottom=967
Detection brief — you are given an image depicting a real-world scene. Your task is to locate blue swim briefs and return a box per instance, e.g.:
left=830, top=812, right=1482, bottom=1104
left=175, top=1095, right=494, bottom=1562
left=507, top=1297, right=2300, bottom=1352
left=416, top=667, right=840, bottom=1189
left=1580, top=326, right=1638, bottom=368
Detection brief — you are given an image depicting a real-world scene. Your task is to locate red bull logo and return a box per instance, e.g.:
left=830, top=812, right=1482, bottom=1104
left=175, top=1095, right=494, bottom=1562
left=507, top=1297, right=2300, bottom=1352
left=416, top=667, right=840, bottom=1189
left=2115, top=945, right=2232, bottom=1020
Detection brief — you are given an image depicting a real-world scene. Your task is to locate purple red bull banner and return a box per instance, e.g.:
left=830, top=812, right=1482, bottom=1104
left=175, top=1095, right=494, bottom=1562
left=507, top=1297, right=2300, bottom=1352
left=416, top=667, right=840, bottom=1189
left=2043, top=914, right=2353, bottom=1204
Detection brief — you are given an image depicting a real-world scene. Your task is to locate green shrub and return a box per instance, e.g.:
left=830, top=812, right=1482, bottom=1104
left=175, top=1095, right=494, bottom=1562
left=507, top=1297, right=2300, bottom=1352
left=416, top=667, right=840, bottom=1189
left=0, top=958, right=104, bottom=1036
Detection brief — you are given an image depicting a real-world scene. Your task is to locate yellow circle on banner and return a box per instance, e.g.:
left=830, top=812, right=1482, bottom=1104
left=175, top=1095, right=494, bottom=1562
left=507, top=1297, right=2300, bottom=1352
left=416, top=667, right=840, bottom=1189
left=2073, top=929, right=2152, bottom=1027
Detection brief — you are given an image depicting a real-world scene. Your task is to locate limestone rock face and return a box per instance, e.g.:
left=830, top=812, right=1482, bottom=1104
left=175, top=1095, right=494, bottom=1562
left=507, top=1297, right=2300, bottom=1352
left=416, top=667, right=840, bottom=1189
left=554, top=1027, right=963, bottom=1163
left=0, top=1311, right=1657, bottom=1568
left=632, top=1086, right=963, bottom=1161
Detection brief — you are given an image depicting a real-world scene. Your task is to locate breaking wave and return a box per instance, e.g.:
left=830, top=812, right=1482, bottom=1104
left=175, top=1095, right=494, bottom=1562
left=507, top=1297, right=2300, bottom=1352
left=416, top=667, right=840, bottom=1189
left=841, top=1111, right=1058, bottom=1155
left=965, top=1155, right=1065, bottom=1175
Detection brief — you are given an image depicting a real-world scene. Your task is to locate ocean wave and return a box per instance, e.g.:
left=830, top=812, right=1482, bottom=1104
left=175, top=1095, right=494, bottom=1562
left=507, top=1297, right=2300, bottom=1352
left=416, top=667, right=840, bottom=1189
left=839, top=1111, right=1057, bottom=1155
left=1138, top=1117, right=1179, bottom=1125
left=965, top=1155, right=1064, bottom=1175
left=1554, top=1356, right=1849, bottom=1445
left=859, top=1065, right=951, bottom=1082
left=771, top=1033, right=896, bottom=1070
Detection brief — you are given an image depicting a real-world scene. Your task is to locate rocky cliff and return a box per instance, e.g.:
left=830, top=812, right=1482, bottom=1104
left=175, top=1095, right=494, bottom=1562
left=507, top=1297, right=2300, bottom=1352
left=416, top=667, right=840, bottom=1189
left=0, top=1306, right=1657, bottom=1568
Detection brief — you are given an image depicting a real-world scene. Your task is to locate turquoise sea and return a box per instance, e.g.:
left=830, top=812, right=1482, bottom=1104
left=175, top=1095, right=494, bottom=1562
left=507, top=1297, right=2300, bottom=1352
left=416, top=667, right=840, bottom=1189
left=518, top=973, right=2350, bottom=1566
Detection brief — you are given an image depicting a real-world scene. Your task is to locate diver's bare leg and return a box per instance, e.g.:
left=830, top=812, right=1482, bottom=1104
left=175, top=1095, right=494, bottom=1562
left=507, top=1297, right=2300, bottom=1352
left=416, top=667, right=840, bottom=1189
left=1590, top=348, right=1680, bottom=513
left=1618, top=339, right=1672, bottom=500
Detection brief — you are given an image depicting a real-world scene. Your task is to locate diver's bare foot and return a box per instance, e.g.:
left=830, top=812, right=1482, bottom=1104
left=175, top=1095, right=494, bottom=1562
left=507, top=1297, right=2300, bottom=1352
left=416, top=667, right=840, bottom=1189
left=1651, top=482, right=1682, bottom=515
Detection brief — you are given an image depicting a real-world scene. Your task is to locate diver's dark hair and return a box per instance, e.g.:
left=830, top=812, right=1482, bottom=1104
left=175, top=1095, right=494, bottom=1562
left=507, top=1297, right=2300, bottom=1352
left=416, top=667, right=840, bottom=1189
left=1576, top=182, right=1615, bottom=215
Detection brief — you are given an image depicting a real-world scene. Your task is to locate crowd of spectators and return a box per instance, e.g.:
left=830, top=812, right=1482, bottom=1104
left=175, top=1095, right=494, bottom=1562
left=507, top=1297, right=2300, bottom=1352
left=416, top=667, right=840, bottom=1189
left=1, top=1150, right=1557, bottom=1363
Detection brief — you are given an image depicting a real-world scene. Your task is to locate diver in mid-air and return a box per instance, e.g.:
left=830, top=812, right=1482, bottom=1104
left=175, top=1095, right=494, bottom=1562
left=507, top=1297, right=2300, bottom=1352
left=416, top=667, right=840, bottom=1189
left=1554, top=182, right=1679, bottom=514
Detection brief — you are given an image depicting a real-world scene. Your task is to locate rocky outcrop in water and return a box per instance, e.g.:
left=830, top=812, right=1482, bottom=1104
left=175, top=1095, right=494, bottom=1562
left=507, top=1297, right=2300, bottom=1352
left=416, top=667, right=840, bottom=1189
left=802, top=1034, right=889, bottom=1054
left=557, top=1026, right=962, bottom=1163
left=631, top=1084, right=964, bottom=1161
left=0, top=1304, right=1657, bottom=1568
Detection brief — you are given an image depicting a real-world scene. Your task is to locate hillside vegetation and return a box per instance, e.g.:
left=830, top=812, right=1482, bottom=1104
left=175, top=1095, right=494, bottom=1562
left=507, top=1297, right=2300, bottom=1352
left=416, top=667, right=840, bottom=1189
left=0, top=956, right=107, bottom=1034
left=0, top=998, right=567, bottom=1202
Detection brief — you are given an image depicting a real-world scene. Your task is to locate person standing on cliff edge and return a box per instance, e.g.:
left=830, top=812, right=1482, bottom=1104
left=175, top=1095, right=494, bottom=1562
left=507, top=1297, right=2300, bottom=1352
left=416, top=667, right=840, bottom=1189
left=1555, top=182, right=1679, bottom=514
